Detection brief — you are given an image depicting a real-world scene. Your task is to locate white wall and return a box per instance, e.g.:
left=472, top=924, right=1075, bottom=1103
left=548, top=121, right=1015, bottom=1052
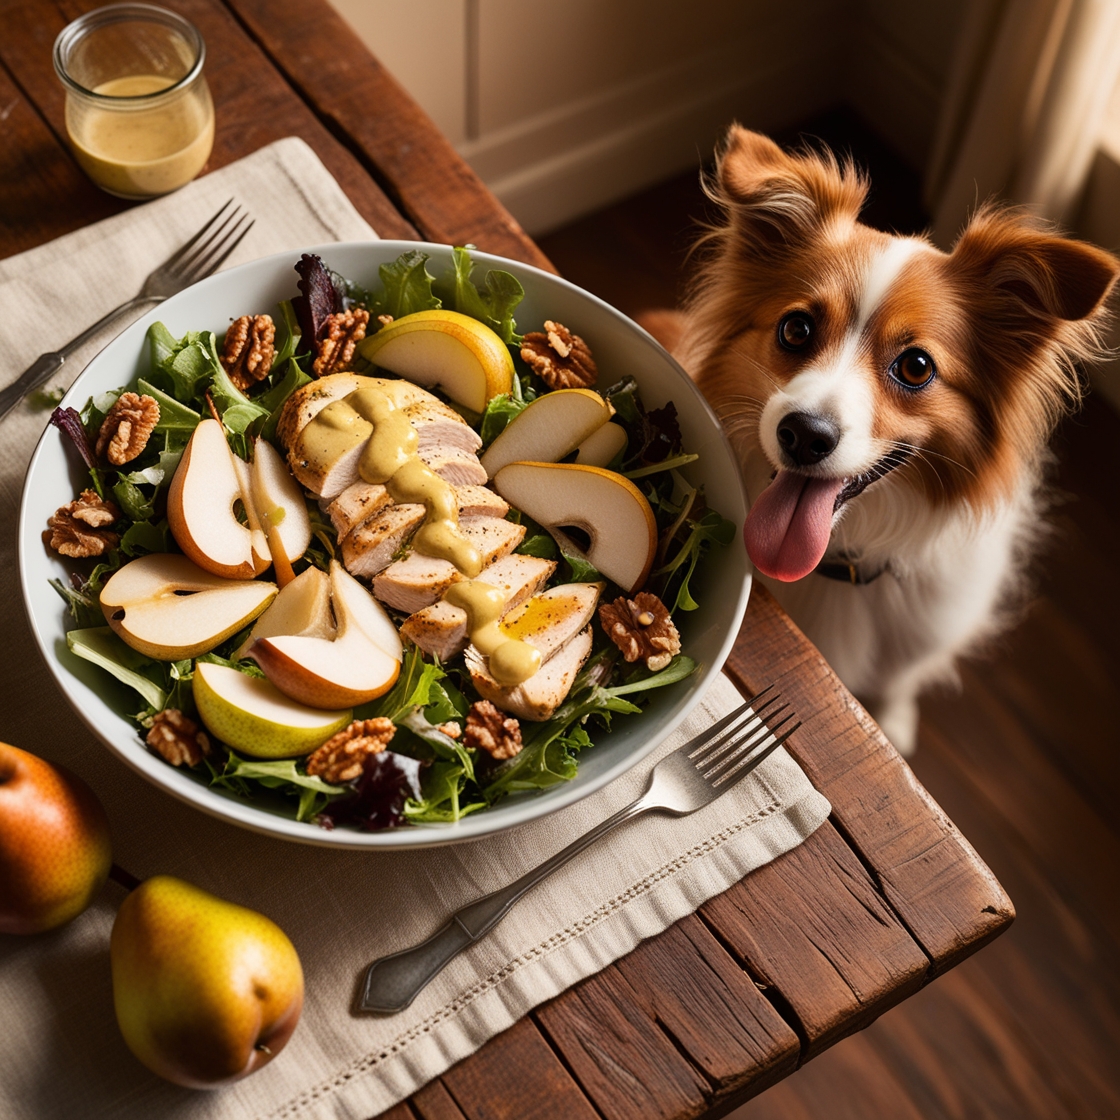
left=330, top=0, right=968, bottom=235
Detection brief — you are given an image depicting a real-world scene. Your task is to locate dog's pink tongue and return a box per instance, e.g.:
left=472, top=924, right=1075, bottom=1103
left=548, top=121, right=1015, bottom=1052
left=744, top=471, right=845, bottom=582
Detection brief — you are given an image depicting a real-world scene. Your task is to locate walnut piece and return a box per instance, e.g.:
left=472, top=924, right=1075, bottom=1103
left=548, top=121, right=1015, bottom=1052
left=437, top=721, right=462, bottom=740
left=314, top=309, right=370, bottom=377
left=221, top=314, right=276, bottom=391
left=146, top=709, right=210, bottom=768
left=464, top=700, right=522, bottom=760
left=95, top=391, right=160, bottom=466
left=520, top=320, right=598, bottom=389
left=44, top=489, right=121, bottom=557
left=306, top=717, right=395, bottom=784
left=600, top=592, right=681, bottom=672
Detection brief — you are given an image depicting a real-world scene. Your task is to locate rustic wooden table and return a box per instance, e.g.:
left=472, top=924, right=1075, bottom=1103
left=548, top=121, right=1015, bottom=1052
left=0, top=2, right=1015, bottom=1116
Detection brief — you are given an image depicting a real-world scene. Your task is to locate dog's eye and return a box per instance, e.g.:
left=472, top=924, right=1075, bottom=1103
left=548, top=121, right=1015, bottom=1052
left=777, top=312, right=813, bottom=351
left=890, top=348, right=936, bottom=389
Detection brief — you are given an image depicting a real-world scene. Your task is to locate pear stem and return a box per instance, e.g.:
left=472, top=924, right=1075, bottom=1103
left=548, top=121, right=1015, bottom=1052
left=109, top=862, right=142, bottom=892
left=268, top=525, right=297, bottom=588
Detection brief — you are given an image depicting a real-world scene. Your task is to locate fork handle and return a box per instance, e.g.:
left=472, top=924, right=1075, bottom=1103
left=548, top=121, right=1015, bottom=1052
left=0, top=295, right=157, bottom=422
left=359, top=796, right=654, bottom=1013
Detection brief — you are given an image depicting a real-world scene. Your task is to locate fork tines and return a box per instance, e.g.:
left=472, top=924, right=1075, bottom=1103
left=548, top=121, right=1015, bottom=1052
left=690, top=688, right=801, bottom=786
left=166, top=199, right=255, bottom=284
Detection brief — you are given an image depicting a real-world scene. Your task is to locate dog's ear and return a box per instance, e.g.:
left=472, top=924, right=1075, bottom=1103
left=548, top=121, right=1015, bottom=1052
left=714, top=126, right=867, bottom=250
left=950, top=206, right=1119, bottom=323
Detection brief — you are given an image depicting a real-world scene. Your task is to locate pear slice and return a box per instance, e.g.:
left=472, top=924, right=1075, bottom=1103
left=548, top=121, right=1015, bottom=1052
left=250, top=562, right=402, bottom=709
left=492, top=462, right=658, bottom=593
left=192, top=662, right=351, bottom=758
left=480, top=389, right=613, bottom=478
left=574, top=421, right=627, bottom=467
left=357, top=310, right=514, bottom=412
left=100, top=554, right=277, bottom=661
left=168, top=419, right=270, bottom=580
left=234, top=566, right=335, bottom=661
left=168, top=420, right=310, bottom=580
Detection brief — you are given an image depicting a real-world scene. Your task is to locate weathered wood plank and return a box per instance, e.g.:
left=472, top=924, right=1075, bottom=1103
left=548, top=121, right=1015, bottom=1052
left=372, top=1103, right=420, bottom=1120
left=221, top=0, right=553, bottom=271
left=724, top=584, right=1014, bottom=975
left=436, top=1016, right=600, bottom=1120
left=0, top=0, right=416, bottom=252
left=409, top=1079, right=468, bottom=1120
left=0, top=57, right=122, bottom=257
left=534, top=914, right=798, bottom=1120
left=701, top=820, right=928, bottom=1057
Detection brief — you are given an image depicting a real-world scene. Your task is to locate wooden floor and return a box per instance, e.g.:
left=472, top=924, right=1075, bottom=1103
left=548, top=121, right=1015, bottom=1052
left=538, top=108, right=1120, bottom=1120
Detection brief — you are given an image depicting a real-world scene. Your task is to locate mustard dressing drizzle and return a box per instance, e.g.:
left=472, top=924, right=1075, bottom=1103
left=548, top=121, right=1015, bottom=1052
left=303, top=383, right=541, bottom=685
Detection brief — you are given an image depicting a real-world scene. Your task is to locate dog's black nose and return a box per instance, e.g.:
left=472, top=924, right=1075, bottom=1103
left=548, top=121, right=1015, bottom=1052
left=777, top=412, right=840, bottom=466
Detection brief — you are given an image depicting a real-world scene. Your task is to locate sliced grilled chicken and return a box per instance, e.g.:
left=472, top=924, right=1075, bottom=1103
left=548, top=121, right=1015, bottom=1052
left=419, top=447, right=488, bottom=487
left=454, top=485, right=509, bottom=519
left=280, top=375, right=483, bottom=496
left=341, top=504, right=426, bottom=579
left=401, top=554, right=555, bottom=661
left=373, top=517, right=526, bottom=613
left=497, top=582, right=603, bottom=663
left=326, top=481, right=393, bottom=538
left=466, top=626, right=593, bottom=721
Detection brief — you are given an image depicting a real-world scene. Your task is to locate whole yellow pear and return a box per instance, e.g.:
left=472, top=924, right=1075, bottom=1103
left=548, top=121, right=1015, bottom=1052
left=110, top=875, right=304, bottom=1088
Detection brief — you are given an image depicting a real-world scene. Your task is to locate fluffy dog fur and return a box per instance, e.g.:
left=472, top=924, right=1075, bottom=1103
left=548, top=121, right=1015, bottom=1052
left=663, top=127, right=1119, bottom=754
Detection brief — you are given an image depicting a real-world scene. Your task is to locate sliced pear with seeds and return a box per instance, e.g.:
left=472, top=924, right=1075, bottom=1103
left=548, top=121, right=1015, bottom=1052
left=249, top=561, right=402, bottom=709
left=100, top=554, right=277, bottom=661
left=357, top=310, right=513, bottom=412
left=168, top=419, right=270, bottom=580
left=492, top=462, right=657, bottom=593
left=480, top=389, right=613, bottom=478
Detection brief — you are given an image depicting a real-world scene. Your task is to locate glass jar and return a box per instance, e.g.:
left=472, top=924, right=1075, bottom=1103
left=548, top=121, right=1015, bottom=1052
left=54, top=3, right=215, bottom=200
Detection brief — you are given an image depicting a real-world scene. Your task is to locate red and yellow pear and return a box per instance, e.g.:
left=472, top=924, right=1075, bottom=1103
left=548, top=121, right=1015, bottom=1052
left=0, top=742, right=111, bottom=935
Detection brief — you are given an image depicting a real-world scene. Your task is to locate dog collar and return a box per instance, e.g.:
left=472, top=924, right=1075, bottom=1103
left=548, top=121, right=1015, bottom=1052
left=814, top=557, right=888, bottom=585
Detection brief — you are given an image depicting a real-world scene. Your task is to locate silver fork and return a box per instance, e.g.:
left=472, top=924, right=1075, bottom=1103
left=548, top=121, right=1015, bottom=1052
left=0, top=199, right=254, bottom=421
left=359, top=686, right=799, bottom=1013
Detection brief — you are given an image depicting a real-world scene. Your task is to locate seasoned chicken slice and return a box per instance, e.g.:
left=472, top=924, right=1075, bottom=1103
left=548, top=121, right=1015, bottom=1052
left=466, top=626, right=593, bottom=721
left=373, top=517, right=526, bottom=613
left=341, top=504, right=426, bottom=579
left=326, top=481, right=393, bottom=538
left=419, top=447, right=488, bottom=487
left=280, top=375, right=484, bottom=496
left=329, top=482, right=503, bottom=543
left=498, top=582, right=603, bottom=663
left=400, top=554, right=555, bottom=661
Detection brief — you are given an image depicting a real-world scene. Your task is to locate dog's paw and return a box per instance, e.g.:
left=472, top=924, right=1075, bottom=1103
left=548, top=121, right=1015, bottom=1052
left=869, top=695, right=920, bottom=757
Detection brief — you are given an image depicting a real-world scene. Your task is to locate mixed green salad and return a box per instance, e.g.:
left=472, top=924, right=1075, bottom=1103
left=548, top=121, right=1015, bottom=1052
left=47, top=247, right=734, bottom=831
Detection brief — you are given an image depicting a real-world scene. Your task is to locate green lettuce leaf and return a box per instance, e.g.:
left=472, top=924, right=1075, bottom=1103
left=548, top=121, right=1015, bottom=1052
left=210, top=753, right=346, bottom=822
left=374, top=251, right=441, bottom=320
left=438, top=246, right=525, bottom=344
left=66, top=627, right=167, bottom=710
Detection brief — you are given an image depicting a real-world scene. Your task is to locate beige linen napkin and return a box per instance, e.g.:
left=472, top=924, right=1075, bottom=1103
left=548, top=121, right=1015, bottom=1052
left=0, top=140, right=831, bottom=1119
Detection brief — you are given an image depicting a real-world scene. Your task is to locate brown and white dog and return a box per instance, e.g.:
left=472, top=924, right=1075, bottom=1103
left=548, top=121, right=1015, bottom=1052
left=660, top=127, right=1118, bottom=754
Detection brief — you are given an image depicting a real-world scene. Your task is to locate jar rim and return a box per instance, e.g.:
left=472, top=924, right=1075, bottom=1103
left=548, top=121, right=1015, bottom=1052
left=53, top=3, right=206, bottom=103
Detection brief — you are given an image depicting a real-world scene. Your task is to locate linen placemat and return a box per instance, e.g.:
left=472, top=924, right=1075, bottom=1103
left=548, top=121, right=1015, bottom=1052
left=0, top=140, right=831, bottom=1120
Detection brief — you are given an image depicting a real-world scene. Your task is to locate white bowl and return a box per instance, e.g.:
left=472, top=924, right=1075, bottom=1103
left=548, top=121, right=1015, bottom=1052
left=18, top=242, right=750, bottom=848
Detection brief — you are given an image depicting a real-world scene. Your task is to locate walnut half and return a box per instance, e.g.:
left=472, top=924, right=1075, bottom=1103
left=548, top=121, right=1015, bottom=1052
left=306, top=717, right=395, bottom=784
left=464, top=700, right=522, bottom=760
left=221, top=314, right=276, bottom=391
left=314, top=309, right=370, bottom=377
left=95, top=391, right=160, bottom=466
left=520, top=320, right=598, bottom=389
left=44, top=489, right=121, bottom=558
left=146, top=709, right=211, bottom=768
left=600, top=592, right=681, bottom=672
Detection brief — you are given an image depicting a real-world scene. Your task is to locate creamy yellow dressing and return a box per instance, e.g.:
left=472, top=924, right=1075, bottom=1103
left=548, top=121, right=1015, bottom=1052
left=304, top=383, right=542, bottom=684
left=445, top=582, right=542, bottom=685
left=65, top=74, right=214, bottom=199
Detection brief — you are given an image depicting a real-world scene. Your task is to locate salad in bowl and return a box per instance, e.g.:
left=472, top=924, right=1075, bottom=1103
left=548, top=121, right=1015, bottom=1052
left=19, top=243, right=749, bottom=847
